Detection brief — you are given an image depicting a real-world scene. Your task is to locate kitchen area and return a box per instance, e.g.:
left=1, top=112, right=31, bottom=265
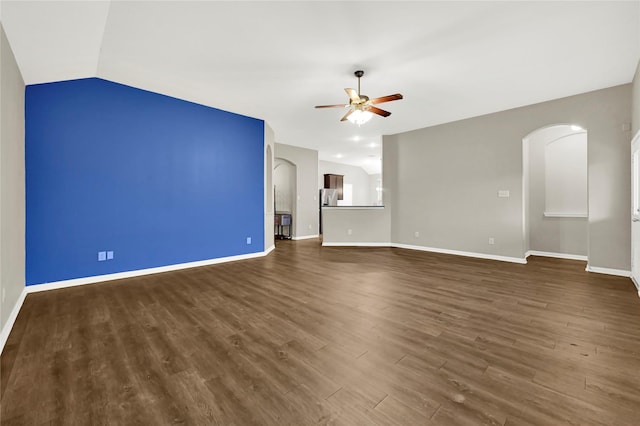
left=319, top=164, right=387, bottom=245
left=273, top=143, right=385, bottom=243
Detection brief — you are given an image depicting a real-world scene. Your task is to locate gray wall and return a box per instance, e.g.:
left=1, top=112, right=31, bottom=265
left=526, top=128, right=588, bottom=256
left=369, top=173, right=382, bottom=206
left=632, top=61, right=640, bottom=136
left=274, top=143, right=319, bottom=238
left=1, top=24, right=26, bottom=337
left=384, top=84, right=631, bottom=270
left=274, top=158, right=295, bottom=213
left=322, top=208, right=390, bottom=245
left=318, top=160, right=374, bottom=206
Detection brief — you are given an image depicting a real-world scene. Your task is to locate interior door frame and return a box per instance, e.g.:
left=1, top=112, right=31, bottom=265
left=630, top=130, right=640, bottom=295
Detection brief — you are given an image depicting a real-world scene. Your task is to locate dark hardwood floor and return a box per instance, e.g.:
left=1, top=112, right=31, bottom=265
left=2, top=240, right=640, bottom=425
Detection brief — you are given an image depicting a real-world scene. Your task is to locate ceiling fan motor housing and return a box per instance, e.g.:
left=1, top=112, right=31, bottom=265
left=350, top=95, right=369, bottom=106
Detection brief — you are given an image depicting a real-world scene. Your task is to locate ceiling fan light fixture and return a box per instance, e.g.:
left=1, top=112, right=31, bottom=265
left=315, top=70, right=402, bottom=124
left=347, top=109, right=373, bottom=125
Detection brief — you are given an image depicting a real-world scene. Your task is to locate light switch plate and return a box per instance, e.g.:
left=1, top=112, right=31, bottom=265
left=498, top=190, right=510, bottom=198
left=106, top=251, right=114, bottom=260
left=98, top=251, right=106, bottom=261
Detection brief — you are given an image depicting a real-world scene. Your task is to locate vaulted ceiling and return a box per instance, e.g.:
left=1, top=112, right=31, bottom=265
left=2, top=1, right=639, bottom=174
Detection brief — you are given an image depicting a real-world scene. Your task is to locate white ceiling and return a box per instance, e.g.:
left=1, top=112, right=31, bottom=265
left=2, top=1, right=639, bottom=174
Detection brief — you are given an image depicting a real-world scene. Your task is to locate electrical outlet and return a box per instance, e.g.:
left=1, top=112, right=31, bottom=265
left=488, top=237, right=495, bottom=245
left=308, top=224, right=312, bottom=230
left=498, top=190, right=510, bottom=198
left=414, top=231, right=420, bottom=238
left=347, top=229, right=353, bottom=235
left=106, top=251, right=114, bottom=260
left=246, top=237, right=252, bottom=245
left=98, top=251, right=106, bottom=261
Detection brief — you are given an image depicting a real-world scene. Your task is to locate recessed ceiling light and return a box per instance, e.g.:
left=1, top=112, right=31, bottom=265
left=369, top=142, right=377, bottom=148
left=335, top=153, right=343, bottom=159
left=571, top=125, right=583, bottom=131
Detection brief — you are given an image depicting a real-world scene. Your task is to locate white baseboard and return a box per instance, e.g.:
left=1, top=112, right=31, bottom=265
left=320, top=241, right=528, bottom=263
left=265, top=244, right=276, bottom=255
left=323, top=244, right=633, bottom=278
left=631, top=276, right=640, bottom=295
left=585, top=265, right=631, bottom=277
left=322, top=242, right=391, bottom=247
left=526, top=250, right=588, bottom=261
left=26, top=250, right=269, bottom=294
left=1, top=287, right=28, bottom=355
left=292, top=234, right=319, bottom=241
left=392, top=243, right=527, bottom=264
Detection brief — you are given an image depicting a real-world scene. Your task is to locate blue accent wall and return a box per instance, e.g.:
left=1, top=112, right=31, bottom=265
left=26, top=78, right=264, bottom=285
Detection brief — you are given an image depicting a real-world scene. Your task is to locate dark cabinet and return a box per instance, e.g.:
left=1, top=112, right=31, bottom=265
left=323, top=174, right=344, bottom=200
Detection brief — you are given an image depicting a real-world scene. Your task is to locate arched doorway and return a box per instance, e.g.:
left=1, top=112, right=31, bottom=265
left=274, top=158, right=296, bottom=239
left=523, top=124, right=588, bottom=260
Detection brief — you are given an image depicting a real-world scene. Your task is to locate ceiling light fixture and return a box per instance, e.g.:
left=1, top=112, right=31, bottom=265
left=315, top=70, right=403, bottom=125
left=571, top=125, right=583, bottom=131
left=347, top=109, right=373, bottom=126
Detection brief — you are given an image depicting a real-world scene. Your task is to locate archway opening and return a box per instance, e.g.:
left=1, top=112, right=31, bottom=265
left=274, top=158, right=297, bottom=239
left=523, top=124, right=588, bottom=260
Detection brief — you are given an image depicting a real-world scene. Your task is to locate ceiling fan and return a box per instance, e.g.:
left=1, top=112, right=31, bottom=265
left=315, top=70, right=403, bottom=125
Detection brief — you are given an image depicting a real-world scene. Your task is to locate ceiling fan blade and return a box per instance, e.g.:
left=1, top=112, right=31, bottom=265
left=345, top=88, right=361, bottom=103
left=315, top=104, right=349, bottom=109
left=368, top=106, right=391, bottom=117
left=340, top=109, right=354, bottom=122
left=369, top=93, right=403, bottom=105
